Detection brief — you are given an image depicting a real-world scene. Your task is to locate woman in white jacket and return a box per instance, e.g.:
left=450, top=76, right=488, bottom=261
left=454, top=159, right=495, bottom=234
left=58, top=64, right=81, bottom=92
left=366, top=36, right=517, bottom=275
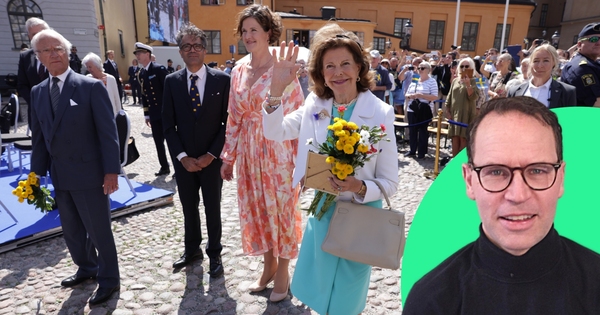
left=82, top=52, right=121, bottom=117
left=262, top=23, right=398, bottom=315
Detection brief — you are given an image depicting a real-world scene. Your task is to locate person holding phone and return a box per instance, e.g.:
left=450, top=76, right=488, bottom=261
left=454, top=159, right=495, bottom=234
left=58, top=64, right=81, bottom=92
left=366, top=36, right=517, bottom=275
left=479, top=48, right=498, bottom=79
left=445, top=57, right=479, bottom=157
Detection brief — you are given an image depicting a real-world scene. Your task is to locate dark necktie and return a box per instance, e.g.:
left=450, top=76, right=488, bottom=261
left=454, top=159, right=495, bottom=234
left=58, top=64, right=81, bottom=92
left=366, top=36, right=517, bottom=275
left=51, top=77, right=61, bottom=115
left=190, top=74, right=201, bottom=117
left=38, top=64, right=47, bottom=81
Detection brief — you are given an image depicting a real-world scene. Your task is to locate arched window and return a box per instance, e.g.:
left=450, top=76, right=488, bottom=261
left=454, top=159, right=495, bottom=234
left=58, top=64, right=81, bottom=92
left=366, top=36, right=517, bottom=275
left=7, top=0, right=43, bottom=49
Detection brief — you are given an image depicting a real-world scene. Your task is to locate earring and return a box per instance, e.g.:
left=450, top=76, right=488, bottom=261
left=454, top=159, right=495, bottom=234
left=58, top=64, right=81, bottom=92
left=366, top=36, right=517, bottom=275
left=324, top=82, right=328, bottom=87
left=356, top=77, right=360, bottom=82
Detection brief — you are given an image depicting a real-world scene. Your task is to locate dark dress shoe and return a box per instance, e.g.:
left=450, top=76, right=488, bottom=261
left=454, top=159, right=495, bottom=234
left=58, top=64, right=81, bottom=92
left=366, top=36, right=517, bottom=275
left=172, top=251, right=204, bottom=269
left=61, top=274, right=96, bottom=287
left=404, top=152, right=416, bottom=157
left=89, top=285, right=120, bottom=305
left=154, top=168, right=170, bottom=176
left=209, top=256, right=224, bottom=278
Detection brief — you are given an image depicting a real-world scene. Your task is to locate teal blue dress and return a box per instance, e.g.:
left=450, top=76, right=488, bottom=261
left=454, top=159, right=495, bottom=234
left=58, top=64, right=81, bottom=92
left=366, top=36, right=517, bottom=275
left=291, top=101, right=383, bottom=314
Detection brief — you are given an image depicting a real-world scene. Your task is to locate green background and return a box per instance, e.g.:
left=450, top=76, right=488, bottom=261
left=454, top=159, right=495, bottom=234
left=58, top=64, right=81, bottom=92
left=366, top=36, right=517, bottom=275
left=401, top=107, right=600, bottom=304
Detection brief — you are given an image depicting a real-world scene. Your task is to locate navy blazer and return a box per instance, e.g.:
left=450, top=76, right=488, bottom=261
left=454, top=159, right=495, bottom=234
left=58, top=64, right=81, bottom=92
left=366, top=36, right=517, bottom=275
left=17, top=49, right=46, bottom=106
left=507, top=79, right=577, bottom=108
left=162, top=66, right=230, bottom=160
left=30, top=70, right=121, bottom=190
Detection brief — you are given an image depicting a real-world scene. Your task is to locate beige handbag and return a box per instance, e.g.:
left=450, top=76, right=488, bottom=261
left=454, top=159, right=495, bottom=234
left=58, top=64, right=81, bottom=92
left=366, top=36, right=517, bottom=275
left=321, top=180, right=405, bottom=269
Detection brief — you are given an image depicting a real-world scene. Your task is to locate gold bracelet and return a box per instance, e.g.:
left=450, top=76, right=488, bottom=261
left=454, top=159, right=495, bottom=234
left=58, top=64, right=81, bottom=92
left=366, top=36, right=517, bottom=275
left=357, top=181, right=367, bottom=197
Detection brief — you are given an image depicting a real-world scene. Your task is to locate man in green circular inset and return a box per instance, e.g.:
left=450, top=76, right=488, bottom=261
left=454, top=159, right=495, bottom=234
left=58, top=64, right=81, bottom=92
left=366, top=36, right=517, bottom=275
left=402, top=97, right=600, bottom=314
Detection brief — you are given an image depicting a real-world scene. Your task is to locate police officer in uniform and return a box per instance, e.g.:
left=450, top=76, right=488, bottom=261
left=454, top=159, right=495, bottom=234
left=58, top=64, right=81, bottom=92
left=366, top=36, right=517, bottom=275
left=134, top=42, right=171, bottom=176
left=561, top=23, right=600, bottom=107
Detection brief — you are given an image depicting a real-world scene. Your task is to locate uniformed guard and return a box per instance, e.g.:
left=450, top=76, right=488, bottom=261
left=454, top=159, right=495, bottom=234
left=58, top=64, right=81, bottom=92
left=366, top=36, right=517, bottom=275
left=560, top=23, right=600, bottom=107
left=133, top=42, right=171, bottom=176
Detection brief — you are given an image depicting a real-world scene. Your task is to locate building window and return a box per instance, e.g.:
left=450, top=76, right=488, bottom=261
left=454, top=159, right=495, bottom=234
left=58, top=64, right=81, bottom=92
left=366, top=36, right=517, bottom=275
left=353, top=31, right=365, bottom=47
left=238, top=39, right=247, bottom=55
left=237, top=0, right=253, bottom=4
left=118, top=30, right=125, bottom=57
left=201, top=0, right=224, bottom=5
left=205, top=31, right=221, bottom=54
left=539, top=4, right=548, bottom=27
left=373, top=37, right=386, bottom=54
left=394, top=18, right=410, bottom=37
left=7, top=0, right=43, bottom=49
left=427, top=20, right=445, bottom=50
left=493, top=24, right=511, bottom=49
left=461, top=22, right=479, bottom=51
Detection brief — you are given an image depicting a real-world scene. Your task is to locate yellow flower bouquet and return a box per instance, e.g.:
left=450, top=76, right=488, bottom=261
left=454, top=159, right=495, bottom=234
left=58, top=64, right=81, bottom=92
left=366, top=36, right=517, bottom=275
left=12, top=172, right=55, bottom=213
left=306, top=116, right=388, bottom=220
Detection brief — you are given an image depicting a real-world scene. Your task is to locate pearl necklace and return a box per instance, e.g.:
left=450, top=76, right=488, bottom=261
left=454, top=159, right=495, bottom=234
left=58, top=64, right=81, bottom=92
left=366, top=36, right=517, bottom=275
left=333, top=97, right=358, bottom=108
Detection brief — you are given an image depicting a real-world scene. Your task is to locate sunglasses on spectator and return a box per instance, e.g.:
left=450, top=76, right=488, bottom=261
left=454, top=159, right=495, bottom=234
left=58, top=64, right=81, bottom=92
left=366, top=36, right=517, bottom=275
left=460, top=65, right=470, bottom=69
left=418, top=67, right=427, bottom=70
left=580, top=36, right=600, bottom=43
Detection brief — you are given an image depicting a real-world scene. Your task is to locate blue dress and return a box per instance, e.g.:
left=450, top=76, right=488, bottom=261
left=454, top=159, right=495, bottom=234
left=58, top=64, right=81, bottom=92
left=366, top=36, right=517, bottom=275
left=291, top=101, right=383, bottom=314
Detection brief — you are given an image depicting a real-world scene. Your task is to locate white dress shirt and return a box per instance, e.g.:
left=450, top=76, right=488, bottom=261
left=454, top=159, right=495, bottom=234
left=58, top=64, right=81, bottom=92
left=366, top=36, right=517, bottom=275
left=524, top=77, right=552, bottom=108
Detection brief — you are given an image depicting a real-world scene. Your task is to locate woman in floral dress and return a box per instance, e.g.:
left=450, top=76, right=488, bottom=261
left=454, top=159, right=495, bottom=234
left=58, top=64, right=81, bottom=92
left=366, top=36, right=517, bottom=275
left=219, top=4, right=303, bottom=303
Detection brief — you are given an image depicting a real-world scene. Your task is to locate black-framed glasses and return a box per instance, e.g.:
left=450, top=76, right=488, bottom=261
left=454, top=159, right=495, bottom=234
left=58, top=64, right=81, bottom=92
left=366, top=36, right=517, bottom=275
left=580, top=36, right=600, bottom=43
left=470, top=162, right=562, bottom=193
left=180, top=44, right=205, bottom=52
left=460, top=65, right=470, bottom=69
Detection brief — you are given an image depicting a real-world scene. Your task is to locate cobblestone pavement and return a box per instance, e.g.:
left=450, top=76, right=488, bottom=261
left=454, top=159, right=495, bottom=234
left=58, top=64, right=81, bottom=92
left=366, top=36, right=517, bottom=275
left=0, top=98, right=451, bottom=314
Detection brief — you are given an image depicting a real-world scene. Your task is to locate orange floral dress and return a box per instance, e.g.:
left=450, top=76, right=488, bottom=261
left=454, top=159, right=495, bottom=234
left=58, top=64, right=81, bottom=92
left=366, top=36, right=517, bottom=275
left=220, top=62, right=304, bottom=259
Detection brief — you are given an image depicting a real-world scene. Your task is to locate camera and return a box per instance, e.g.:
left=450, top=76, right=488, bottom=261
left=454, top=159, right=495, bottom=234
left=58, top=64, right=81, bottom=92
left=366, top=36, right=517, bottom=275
left=534, top=39, right=543, bottom=45
left=392, top=51, right=397, bottom=56
left=408, top=66, right=415, bottom=71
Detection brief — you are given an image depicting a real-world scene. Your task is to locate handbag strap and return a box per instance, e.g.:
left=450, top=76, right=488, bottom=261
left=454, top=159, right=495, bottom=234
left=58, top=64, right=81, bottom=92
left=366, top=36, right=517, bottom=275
left=370, top=179, right=392, bottom=208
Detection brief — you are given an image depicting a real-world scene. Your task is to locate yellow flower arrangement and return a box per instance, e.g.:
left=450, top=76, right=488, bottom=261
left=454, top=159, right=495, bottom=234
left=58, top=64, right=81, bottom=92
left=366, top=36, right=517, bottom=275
left=306, top=116, right=389, bottom=219
left=12, top=172, right=55, bottom=213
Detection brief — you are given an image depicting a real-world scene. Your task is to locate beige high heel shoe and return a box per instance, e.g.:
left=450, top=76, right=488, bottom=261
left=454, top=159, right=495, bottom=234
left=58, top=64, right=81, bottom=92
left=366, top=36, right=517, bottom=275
left=269, top=275, right=290, bottom=302
left=248, top=273, right=275, bottom=292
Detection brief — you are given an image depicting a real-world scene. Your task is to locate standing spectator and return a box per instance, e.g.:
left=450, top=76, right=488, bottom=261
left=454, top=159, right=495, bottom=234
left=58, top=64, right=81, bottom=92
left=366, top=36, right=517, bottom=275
left=298, top=63, right=310, bottom=99
left=167, top=59, right=175, bottom=73
left=103, top=50, right=124, bottom=104
left=506, top=57, right=530, bottom=91
left=398, top=56, right=424, bottom=115
left=135, top=42, right=171, bottom=176
left=389, top=56, right=403, bottom=111
left=369, top=50, right=392, bottom=101
left=431, top=53, right=453, bottom=100
left=69, top=46, right=82, bottom=74
left=128, top=59, right=142, bottom=105
left=479, top=47, right=498, bottom=79
left=445, top=57, right=478, bottom=157
left=404, top=61, right=438, bottom=159
left=381, top=58, right=395, bottom=104
left=219, top=4, right=304, bottom=303
left=17, top=17, right=49, bottom=125
left=176, top=64, right=182, bottom=71
left=509, top=45, right=576, bottom=108
left=262, top=24, right=398, bottom=314
left=82, top=52, right=121, bottom=117
left=29, top=29, right=121, bottom=306
left=488, top=53, right=517, bottom=99
left=561, top=23, right=600, bottom=106
left=224, top=59, right=233, bottom=74
left=163, top=24, right=230, bottom=277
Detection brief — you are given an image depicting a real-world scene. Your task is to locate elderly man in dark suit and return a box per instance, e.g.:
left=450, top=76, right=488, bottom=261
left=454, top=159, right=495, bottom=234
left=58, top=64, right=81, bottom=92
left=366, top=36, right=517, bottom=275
left=162, top=24, right=229, bottom=277
left=29, top=29, right=121, bottom=306
left=135, top=42, right=171, bottom=176
left=508, top=44, right=577, bottom=108
left=104, top=49, right=124, bottom=105
left=17, top=17, right=50, bottom=125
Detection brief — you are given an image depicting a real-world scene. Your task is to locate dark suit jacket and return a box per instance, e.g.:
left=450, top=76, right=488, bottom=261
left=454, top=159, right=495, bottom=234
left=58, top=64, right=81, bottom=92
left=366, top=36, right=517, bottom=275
left=140, top=62, right=169, bottom=121
left=128, top=66, right=140, bottom=86
left=30, top=70, right=121, bottom=190
left=162, top=67, right=230, bottom=160
left=432, top=64, right=452, bottom=96
left=507, top=80, right=577, bottom=109
left=18, top=49, right=46, bottom=106
left=104, top=59, right=123, bottom=91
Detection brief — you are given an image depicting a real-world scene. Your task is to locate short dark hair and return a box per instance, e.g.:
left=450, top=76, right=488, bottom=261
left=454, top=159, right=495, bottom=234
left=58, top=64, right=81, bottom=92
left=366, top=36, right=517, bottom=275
left=176, top=23, right=207, bottom=49
left=466, top=97, right=563, bottom=164
left=234, top=4, right=282, bottom=46
left=308, top=23, right=373, bottom=99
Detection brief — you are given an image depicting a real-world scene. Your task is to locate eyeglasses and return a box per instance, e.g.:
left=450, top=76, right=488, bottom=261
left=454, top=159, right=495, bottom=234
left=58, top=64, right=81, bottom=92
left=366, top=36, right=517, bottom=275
left=36, top=46, right=66, bottom=56
left=470, top=162, right=562, bottom=193
left=418, top=67, right=427, bottom=70
left=460, top=65, right=470, bottom=69
left=180, top=44, right=205, bottom=52
left=579, top=36, right=600, bottom=43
